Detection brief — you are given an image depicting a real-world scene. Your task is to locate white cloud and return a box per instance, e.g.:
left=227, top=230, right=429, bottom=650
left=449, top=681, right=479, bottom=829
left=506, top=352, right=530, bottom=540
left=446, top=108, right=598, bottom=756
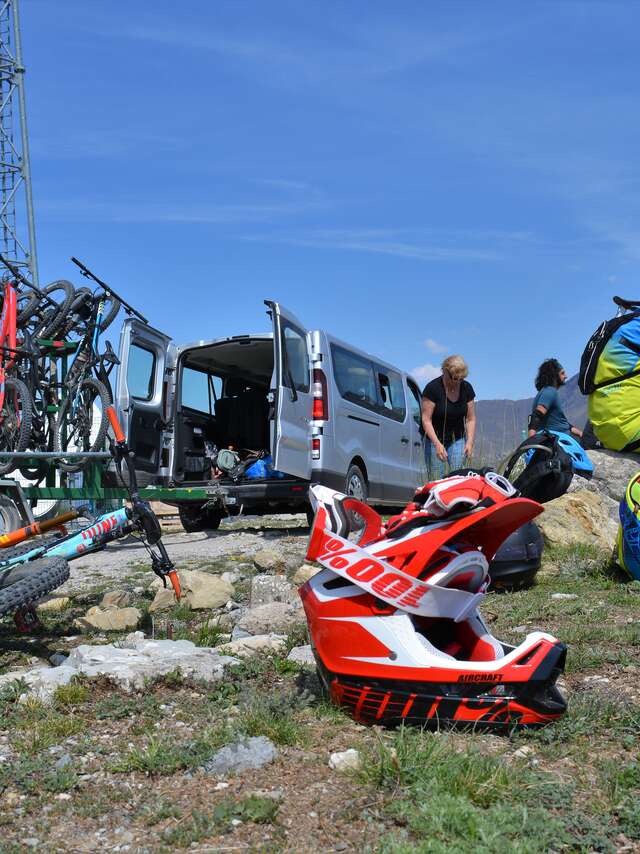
left=424, top=337, right=447, bottom=354
left=410, top=363, right=440, bottom=385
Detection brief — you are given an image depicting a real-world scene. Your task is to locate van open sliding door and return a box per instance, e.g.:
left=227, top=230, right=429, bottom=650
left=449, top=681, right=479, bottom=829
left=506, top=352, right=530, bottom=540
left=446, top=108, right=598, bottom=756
left=116, top=318, right=175, bottom=476
left=265, top=301, right=312, bottom=480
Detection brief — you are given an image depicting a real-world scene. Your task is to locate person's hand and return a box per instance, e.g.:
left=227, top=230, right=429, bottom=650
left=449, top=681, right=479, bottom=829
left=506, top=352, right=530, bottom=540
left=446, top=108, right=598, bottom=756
left=435, top=442, right=448, bottom=462
left=463, top=442, right=474, bottom=459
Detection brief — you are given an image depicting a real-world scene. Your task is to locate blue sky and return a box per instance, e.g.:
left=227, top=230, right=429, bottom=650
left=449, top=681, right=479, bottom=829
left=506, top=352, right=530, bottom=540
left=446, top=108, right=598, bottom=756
left=18, top=0, right=640, bottom=399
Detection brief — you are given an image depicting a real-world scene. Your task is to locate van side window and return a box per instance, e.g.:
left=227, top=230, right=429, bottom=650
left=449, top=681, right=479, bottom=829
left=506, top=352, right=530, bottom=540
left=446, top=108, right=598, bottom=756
left=283, top=324, right=310, bottom=393
left=182, top=367, right=222, bottom=415
left=331, top=344, right=377, bottom=411
left=377, top=369, right=406, bottom=422
left=127, top=343, right=155, bottom=401
left=407, top=379, right=423, bottom=429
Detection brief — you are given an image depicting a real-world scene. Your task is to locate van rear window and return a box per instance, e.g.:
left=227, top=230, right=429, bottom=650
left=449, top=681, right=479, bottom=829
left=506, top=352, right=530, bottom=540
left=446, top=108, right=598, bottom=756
left=331, top=345, right=378, bottom=411
left=377, top=369, right=406, bottom=422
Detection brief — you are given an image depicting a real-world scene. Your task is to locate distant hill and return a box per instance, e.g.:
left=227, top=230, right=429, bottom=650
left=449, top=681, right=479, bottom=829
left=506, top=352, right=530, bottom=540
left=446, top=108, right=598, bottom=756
left=474, top=374, right=587, bottom=465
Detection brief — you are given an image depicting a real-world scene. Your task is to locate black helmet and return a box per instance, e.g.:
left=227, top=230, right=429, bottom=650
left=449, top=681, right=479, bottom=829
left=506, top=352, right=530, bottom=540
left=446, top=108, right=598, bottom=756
left=489, top=520, right=543, bottom=591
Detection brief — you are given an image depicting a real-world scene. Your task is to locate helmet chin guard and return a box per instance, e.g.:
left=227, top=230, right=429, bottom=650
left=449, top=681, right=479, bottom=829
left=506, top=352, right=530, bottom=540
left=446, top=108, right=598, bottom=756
left=300, top=476, right=567, bottom=729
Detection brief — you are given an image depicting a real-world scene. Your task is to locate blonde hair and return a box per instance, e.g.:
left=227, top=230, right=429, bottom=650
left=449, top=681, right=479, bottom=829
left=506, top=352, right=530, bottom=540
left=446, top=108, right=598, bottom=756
left=441, top=354, right=468, bottom=381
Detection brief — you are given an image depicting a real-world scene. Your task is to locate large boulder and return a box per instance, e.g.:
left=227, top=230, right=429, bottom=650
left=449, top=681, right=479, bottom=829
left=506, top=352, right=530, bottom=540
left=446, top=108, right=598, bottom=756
left=569, top=449, right=639, bottom=503
left=0, top=633, right=237, bottom=702
left=537, top=489, right=618, bottom=551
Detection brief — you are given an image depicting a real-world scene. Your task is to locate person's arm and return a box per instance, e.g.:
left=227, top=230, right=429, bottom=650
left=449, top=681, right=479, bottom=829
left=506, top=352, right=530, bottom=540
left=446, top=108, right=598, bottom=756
left=570, top=424, right=583, bottom=439
left=528, top=404, right=548, bottom=438
left=421, top=397, right=448, bottom=461
left=464, top=400, right=476, bottom=458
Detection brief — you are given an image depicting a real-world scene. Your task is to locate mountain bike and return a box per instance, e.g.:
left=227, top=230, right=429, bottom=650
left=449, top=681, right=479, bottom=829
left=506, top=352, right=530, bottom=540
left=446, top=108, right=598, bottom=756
left=53, top=258, right=147, bottom=473
left=0, top=406, right=181, bottom=621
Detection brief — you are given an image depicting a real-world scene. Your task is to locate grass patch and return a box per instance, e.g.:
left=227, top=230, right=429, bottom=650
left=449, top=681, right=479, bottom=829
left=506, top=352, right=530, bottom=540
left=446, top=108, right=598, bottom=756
left=111, top=725, right=229, bottom=776
left=362, top=727, right=618, bottom=853
left=161, top=797, right=279, bottom=847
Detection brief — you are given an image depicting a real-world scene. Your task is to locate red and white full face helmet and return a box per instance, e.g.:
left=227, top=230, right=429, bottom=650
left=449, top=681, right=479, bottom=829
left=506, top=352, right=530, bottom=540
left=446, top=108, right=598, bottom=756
left=300, top=474, right=567, bottom=729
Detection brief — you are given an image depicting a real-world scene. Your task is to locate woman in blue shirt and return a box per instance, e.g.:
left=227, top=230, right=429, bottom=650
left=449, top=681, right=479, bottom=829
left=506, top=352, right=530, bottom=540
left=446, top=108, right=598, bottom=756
left=528, top=359, right=583, bottom=440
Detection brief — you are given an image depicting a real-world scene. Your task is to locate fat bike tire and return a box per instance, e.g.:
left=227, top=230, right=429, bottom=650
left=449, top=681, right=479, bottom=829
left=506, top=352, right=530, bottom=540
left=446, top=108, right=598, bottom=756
left=0, top=557, right=70, bottom=617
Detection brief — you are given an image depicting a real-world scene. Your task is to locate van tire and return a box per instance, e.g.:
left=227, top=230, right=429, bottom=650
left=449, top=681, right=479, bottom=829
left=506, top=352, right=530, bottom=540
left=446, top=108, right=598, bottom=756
left=179, top=506, right=223, bottom=533
left=345, top=464, right=368, bottom=502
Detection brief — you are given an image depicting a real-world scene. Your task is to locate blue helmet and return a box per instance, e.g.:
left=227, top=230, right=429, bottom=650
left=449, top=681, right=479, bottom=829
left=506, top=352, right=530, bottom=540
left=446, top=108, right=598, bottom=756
left=526, top=430, right=594, bottom=479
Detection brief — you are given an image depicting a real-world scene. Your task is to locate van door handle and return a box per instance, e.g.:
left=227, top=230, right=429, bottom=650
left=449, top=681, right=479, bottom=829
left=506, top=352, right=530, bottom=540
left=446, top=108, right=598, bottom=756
left=413, top=441, right=422, bottom=448
left=401, top=437, right=409, bottom=444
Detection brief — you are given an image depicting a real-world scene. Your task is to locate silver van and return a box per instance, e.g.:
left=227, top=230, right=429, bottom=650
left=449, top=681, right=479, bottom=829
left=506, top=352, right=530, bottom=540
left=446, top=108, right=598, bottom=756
left=116, top=302, right=425, bottom=530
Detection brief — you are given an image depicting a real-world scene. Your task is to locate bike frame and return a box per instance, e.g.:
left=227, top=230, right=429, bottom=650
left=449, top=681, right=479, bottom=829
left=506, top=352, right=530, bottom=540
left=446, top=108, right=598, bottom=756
left=0, top=505, right=132, bottom=568
left=0, top=278, right=18, bottom=413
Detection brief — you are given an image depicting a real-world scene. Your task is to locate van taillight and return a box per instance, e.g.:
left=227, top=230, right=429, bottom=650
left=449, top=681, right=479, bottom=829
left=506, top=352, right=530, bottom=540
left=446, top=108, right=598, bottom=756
left=312, top=368, right=328, bottom=421
left=312, top=438, right=321, bottom=460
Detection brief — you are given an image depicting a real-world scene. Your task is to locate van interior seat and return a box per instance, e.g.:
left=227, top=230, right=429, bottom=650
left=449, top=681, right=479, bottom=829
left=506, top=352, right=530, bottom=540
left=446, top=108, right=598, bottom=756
left=215, top=382, right=270, bottom=450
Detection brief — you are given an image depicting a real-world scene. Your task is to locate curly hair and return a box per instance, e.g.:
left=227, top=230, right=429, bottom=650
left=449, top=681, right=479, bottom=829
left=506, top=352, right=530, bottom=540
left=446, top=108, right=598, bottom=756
left=535, top=358, right=563, bottom=391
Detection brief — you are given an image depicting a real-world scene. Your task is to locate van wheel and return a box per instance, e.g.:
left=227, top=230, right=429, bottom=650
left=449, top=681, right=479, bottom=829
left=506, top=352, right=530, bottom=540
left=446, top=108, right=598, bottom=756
left=179, top=505, right=207, bottom=533
left=345, top=464, right=368, bottom=502
left=179, top=505, right=223, bottom=533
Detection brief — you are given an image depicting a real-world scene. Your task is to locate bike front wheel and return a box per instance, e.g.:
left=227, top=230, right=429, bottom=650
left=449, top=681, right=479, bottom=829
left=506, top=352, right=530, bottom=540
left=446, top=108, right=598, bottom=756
left=0, top=557, right=70, bottom=617
left=53, top=377, right=111, bottom=472
left=0, top=377, right=34, bottom=476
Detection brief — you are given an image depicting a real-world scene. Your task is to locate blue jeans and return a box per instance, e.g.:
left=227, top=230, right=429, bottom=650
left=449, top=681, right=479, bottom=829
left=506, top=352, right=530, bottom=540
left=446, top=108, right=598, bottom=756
left=424, top=437, right=466, bottom=481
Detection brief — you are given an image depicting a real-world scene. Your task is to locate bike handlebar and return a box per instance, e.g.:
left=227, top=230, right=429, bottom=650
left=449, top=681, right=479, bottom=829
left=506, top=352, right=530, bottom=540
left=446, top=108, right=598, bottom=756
left=71, top=257, right=149, bottom=324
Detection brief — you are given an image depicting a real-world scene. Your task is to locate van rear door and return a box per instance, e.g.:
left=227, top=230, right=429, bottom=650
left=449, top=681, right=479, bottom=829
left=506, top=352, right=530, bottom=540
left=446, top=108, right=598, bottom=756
left=265, top=301, right=312, bottom=480
left=116, top=318, right=175, bottom=476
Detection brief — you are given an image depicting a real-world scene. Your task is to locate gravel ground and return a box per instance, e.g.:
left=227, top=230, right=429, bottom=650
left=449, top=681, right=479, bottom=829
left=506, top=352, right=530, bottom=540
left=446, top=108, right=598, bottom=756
left=57, top=514, right=310, bottom=594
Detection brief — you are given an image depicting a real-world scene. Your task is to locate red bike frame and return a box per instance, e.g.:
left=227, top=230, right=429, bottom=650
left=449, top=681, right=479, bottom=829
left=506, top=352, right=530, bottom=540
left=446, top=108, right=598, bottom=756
left=0, top=277, right=18, bottom=411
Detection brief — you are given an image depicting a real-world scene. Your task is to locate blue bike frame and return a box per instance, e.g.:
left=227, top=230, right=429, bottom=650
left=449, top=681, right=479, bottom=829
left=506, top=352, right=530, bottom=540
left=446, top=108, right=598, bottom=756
left=0, top=505, right=132, bottom=568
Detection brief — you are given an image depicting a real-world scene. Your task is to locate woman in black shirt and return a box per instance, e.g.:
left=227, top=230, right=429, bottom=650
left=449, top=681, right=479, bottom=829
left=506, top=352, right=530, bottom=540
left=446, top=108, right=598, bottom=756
left=421, top=354, right=476, bottom=480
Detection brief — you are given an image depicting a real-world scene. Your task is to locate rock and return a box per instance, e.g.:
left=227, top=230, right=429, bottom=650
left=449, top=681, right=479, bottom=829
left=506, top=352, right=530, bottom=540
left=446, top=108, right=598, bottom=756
left=54, top=753, right=72, bottom=770
left=74, top=606, right=141, bottom=632
left=231, top=626, right=252, bottom=640
left=216, top=634, right=287, bottom=658
left=536, top=490, right=618, bottom=551
left=0, top=636, right=237, bottom=703
left=568, top=449, right=639, bottom=503
left=292, top=564, right=318, bottom=586
left=253, top=549, right=286, bottom=573
left=250, top=575, right=297, bottom=607
left=100, top=590, right=131, bottom=609
left=149, top=587, right=178, bottom=613
left=286, top=645, right=315, bottom=666
left=36, top=596, right=70, bottom=613
left=551, top=593, right=578, bottom=600
left=201, top=736, right=277, bottom=776
left=221, top=570, right=240, bottom=585
left=237, top=602, right=303, bottom=636
left=329, top=749, right=362, bottom=773
left=181, top=570, right=234, bottom=610
left=149, top=570, right=234, bottom=610
left=514, top=745, right=534, bottom=759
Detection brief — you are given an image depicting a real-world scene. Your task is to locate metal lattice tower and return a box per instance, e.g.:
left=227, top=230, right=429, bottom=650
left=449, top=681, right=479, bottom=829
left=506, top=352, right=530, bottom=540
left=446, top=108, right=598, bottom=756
left=0, top=0, right=37, bottom=284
